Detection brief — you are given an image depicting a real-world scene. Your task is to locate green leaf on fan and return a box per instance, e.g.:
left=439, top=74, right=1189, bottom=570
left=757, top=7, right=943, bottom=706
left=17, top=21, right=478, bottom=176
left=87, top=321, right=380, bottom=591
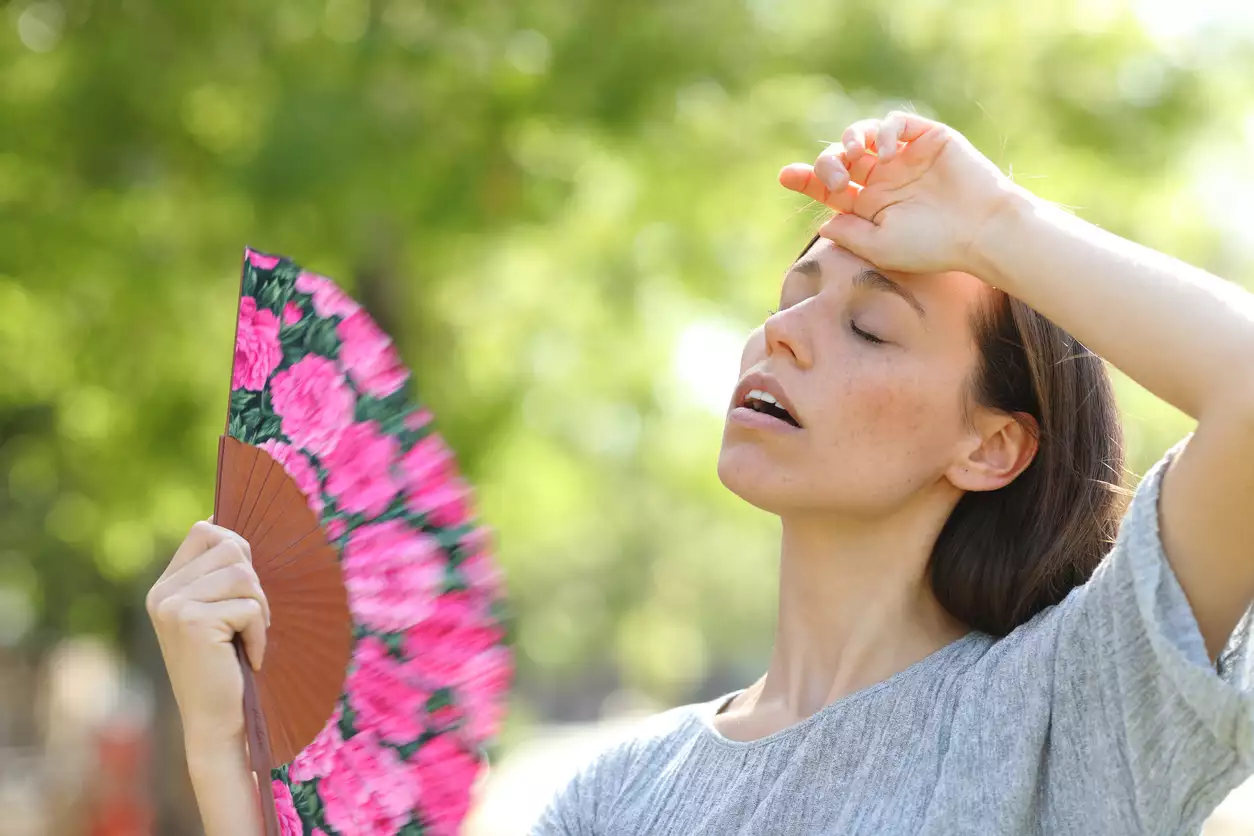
left=230, top=388, right=259, bottom=416
left=241, top=265, right=258, bottom=298
left=255, top=276, right=286, bottom=315
left=427, top=688, right=453, bottom=714
left=339, top=703, right=358, bottom=739
left=280, top=314, right=309, bottom=346
left=397, top=817, right=428, bottom=835
left=291, top=780, right=322, bottom=818
left=255, top=414, right=283, bottom=442
left=303, top=317, right=340, bottom=359
left=274, top=260, right=300, bottom=285
left=441, top=563, right=467, bottom=594
left=394, top=738, right=422, bottom=760
left=383, top=630, right=407, bottom=658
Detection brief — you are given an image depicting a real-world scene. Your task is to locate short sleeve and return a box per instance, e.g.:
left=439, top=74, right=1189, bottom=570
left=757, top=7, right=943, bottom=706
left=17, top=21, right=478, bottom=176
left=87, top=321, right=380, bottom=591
left=528, top=762, right=598, bottom=836
left=1048, top=436, right=1254, bottom=829
left=528, top=737, right=632, bottom=836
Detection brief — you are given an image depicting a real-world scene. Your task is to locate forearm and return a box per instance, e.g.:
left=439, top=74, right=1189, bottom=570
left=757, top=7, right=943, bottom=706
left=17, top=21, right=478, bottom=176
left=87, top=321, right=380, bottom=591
left=972, top=189, right=1254, bottom=421
left=186, top=735, right=263, bottom=836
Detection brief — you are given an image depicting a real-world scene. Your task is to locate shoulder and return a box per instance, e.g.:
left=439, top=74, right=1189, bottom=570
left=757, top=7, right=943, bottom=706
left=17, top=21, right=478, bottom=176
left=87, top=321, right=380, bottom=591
left=580, top=698, right=716, bottom=780
left=529, top=698, right=720, bottom=833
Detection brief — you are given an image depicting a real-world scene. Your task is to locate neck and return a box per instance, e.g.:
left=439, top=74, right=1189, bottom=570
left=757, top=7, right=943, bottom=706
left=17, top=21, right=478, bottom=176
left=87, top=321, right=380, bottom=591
left=753, top=499, right=971, bottom=720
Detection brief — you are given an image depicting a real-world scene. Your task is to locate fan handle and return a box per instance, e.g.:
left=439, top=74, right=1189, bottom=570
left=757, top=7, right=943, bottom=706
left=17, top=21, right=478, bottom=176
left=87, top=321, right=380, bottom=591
left=235, top=636, right=280, bottom=836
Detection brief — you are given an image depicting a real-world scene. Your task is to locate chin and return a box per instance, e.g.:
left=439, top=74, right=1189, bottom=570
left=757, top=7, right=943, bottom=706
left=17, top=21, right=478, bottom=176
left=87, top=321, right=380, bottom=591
left=716, top=442, right=797, bottom=514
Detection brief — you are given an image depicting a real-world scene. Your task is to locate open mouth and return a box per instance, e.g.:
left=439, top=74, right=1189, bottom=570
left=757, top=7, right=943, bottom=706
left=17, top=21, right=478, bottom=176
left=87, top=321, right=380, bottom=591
left=741, top=389, right=801, bottom=428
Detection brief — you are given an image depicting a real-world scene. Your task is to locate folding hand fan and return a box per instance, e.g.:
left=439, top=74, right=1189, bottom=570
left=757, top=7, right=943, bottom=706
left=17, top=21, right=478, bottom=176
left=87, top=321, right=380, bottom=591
left=215, top=248, right=513, bottom=836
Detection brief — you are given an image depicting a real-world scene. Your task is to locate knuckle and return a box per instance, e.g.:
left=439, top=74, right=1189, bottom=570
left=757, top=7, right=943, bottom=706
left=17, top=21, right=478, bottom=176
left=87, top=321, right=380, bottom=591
left=144, top=589, right=163, bottom=619
left=226, top=562, right=253, bottom=586
left=189, top=519, right=215, bottom=539
left=153, top=595, right=185, bottom=626
left=222, top=539, right=248, bottom=564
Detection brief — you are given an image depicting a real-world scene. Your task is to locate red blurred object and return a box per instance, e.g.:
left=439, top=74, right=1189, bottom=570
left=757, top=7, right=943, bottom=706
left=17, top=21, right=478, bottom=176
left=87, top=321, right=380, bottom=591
left=86, top=723, right=153, bottom=836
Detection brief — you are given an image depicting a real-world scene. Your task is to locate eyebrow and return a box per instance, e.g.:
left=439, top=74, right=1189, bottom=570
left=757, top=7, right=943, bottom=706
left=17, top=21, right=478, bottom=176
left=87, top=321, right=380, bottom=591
left=789, top=256, right=926, bottom=319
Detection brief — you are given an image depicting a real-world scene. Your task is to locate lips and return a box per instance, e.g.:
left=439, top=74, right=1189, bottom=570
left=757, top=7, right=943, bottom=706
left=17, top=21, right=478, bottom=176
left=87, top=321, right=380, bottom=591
left=730, top=371, right=802, bottom=429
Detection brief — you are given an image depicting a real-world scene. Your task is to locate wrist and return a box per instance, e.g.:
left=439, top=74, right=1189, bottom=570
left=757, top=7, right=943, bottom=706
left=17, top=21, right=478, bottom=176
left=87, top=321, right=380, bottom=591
left=185, top=730, right=248, bottom=777
left=964, top=181, right=1040, bottom=287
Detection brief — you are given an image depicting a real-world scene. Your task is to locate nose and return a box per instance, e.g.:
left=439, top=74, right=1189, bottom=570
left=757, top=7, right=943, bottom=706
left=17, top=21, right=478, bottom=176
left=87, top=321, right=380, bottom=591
left=763, top=306, right=813, bottom=369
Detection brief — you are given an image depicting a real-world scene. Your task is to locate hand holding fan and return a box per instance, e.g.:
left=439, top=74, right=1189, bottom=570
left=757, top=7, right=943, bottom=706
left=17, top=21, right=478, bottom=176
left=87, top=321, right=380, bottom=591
left=215, top=249, right=512, bottom=835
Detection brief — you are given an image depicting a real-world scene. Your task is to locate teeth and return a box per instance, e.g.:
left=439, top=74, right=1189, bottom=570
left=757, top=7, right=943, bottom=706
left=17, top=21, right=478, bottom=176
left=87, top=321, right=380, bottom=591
left=747, top=389, right=779, bottom=406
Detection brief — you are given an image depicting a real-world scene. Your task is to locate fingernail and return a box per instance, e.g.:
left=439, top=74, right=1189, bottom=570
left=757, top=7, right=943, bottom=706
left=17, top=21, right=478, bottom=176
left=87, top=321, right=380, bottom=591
left=822, top=170, right=843, bottom=191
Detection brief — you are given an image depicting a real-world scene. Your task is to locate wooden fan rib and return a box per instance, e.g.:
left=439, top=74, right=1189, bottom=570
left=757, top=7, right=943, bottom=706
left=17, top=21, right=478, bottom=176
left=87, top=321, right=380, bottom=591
left=250, top=477, right=323, bottom=557
left=215, top=440, right=259, bottom=531
left=253, top=516, right=323, bottom=573
left=257, top=534, right=336, bottom=578
left=238, top=459, right=290, bottom=544
left=259, top=558, right=339, bottom=598
left=244, top=466, right=316, bottom=551
left=234, top=454, right=273, bottom=541
left=261, top=559, right=345, bottom=591
left=265, top=630, right=351, bottom=672
left=260, top=656, right=340, bottom=763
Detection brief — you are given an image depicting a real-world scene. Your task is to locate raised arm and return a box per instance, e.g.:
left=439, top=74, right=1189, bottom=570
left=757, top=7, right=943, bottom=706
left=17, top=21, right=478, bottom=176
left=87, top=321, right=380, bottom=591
left=781, top=112, right=1254, bottom=658
left=146, top=520, right=269, bottom=836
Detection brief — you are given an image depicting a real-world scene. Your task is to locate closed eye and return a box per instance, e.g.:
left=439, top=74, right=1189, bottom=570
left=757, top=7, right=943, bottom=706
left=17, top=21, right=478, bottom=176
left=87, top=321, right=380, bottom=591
left=850, top=321, right=886, bottom=345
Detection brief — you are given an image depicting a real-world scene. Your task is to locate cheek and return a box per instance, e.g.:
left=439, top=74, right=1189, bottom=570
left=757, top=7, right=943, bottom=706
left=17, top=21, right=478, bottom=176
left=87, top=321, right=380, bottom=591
left=817, top=363, right=962, bottom=465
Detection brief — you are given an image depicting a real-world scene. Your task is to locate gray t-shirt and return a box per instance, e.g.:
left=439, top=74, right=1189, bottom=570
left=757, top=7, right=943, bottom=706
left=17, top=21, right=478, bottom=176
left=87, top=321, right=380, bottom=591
left=530, top=440, right=1254, bottom=835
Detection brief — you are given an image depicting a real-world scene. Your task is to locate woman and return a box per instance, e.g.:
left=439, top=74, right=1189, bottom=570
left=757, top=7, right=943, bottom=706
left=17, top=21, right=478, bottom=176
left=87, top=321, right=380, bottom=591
left=149, top=113, right=1254, bottom=835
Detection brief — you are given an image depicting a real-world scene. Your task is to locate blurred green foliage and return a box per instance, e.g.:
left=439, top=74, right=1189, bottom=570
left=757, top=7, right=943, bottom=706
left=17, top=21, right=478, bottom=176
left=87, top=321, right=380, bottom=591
left=1, top=0, right=1247, bottom=723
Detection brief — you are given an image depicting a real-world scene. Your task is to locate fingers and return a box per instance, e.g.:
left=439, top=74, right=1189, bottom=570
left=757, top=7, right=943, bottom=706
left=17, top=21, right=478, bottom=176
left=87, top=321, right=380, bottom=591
left=181, top=599, right=268, bottom=671
left=818, top=213, right=881, bottom=262
left=874, top=111, right=935, bottom=163
left=178, top=559, right=270, bottom=628
left=149, top=539, right=270, bottom=640
left=778, top=163, right=859, bottom=214
left=842, top=119, right=884, bottom=164
left=813, top=145, right=849, bottom=193
left=166, top=520, right=251, bottom=579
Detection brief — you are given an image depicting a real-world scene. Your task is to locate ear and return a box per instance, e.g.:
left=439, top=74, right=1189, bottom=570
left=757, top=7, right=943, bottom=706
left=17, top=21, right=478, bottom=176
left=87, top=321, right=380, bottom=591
left=946, top=411, right=1039, bottom=493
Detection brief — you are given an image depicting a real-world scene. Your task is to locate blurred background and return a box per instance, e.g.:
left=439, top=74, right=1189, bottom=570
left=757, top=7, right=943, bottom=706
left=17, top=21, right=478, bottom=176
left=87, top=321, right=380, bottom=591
left=3, top=0, right=1254, bottom=832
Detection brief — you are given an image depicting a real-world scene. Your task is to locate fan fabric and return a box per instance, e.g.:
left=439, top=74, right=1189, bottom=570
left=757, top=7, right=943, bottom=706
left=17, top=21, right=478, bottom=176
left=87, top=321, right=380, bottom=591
left=227, top=248, right=513, bottom=836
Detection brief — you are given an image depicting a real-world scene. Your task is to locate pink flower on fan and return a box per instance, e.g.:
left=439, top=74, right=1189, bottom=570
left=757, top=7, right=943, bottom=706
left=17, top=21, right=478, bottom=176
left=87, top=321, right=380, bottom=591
left=283, top=302, right=303, bottom=325
left=412, top=735, right=483, bottom=836
left=457, top=527, right=506, bottom=599
left=323, top=422, right=400, bottom=517
left=325, top=517, right=348, bottom=541
left=460, top=552, right=505, bottom=602
left=248, top=250, right=280, bottom=270
left=405, top=593, right=509, bottom=743
left=270, top=355, right=355, bottom=455
left=272, top=780, right=304, bottom=836
left=337, top=310, right=409, bottom=398
left=320, top=731, right=421, bottom=835
left=232, top=296, right=282, bottom=391
left=401, top=436, right=473, bottom=527
left=346, top=637, right=431, bottom=745
left=259, top=440, right=324, bottom=514
left=296, top=271, right=361, bottom=319
left=289, top=707, right=343, bottom=782
left=458, top=646, right=513, bottom=743
left=405, top=408, right=433, bottom=431
left=342, top=521, right=444, bottom=633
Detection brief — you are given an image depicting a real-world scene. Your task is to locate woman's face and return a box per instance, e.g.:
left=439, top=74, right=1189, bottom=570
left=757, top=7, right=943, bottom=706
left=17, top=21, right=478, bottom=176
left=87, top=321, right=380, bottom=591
left=718, top=238, right=993, bottom=517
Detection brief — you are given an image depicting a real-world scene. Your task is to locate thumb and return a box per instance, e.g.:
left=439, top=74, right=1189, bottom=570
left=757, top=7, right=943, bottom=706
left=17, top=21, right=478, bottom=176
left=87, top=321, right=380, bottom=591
left=818, top=213, right=880, bottom=261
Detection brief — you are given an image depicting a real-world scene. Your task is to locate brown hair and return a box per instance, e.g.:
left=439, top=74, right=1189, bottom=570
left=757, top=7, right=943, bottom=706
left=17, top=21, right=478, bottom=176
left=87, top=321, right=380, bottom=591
left=801, top=234, right=1128, bottom=636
